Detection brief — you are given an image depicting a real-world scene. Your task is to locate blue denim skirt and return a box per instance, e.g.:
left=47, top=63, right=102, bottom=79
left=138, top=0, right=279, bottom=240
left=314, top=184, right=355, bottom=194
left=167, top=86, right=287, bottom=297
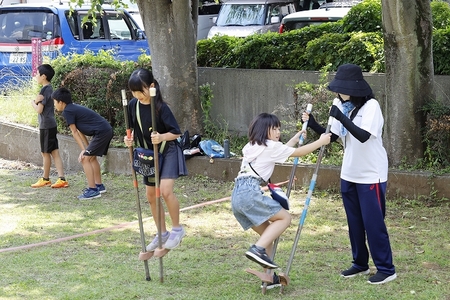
left=231, top=176, right=282, bottom=230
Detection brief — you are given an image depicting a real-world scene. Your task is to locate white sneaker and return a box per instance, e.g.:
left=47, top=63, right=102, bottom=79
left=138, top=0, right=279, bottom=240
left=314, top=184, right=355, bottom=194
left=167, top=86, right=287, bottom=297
left=164, top=227, right=186, bottom=249
left=146, top=232, right=169, bottom=252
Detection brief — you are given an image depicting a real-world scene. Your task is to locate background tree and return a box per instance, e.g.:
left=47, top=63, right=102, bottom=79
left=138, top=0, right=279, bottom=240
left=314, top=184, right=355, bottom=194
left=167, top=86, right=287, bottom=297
left=79, top=0, right=438, bottom=167
left=134, top=0, right=203, bottom=134
left=82, top=0, right=203, bottom=134
left=381, top=0, right=435, bottom=167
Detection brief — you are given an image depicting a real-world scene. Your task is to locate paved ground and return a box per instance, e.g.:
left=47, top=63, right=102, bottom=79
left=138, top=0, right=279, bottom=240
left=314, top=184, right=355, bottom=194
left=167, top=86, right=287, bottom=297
left=0, top=158, right=38, bottom=170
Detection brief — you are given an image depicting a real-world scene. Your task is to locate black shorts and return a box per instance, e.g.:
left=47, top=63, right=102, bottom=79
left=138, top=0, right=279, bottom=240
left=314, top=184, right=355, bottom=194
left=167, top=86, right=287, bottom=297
left=40, top=127, right=59, bottom=153
left=84, top=128, right=113, bottom=157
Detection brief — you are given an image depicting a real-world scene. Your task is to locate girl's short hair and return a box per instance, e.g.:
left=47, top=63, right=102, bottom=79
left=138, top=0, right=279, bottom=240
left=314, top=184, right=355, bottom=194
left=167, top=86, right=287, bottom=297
left=248, top=113, right=281, bottom=146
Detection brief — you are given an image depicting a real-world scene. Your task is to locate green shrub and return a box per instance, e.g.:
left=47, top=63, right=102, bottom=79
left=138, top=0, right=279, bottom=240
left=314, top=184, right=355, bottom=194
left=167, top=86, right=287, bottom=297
left=342, top=0, right=382, bottom=33
left=196, top=1, right=386, bottom=72
left=431, top=1, right=450, bottom=30
left=50, top=50, right=152, bottom=142
left=419, top=99, right=450, bottom=172
left=432, top=27, right=450, bottom=75
left=273, top=65, right=344, bottom=165
left=196, top=0, right=450, bottom=75
left=197, top=35, right=243, bottom=67
left=303, top=31, right=384, bottom=72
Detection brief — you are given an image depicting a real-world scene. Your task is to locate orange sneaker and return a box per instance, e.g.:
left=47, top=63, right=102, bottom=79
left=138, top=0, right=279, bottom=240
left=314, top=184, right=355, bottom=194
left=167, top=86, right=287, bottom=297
left=51, top=178, right=69, bottom=188
left=31, top=178, right=51, bottom=188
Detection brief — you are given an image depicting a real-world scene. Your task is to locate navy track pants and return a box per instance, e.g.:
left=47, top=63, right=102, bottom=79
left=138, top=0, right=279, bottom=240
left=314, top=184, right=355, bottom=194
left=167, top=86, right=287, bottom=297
left=341, top=179, right=395, bottom=275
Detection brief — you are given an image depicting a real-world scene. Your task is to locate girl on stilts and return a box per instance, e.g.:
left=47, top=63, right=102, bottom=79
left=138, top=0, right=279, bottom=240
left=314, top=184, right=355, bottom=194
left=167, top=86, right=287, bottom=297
left=124, top=68, right=188, bottom=251
left=232, top=113, right=330, bottom=288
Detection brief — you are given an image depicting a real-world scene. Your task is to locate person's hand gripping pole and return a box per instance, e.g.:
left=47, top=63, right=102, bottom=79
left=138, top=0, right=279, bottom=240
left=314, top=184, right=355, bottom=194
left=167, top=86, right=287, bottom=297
left=298, top=103, right=312, bottom=145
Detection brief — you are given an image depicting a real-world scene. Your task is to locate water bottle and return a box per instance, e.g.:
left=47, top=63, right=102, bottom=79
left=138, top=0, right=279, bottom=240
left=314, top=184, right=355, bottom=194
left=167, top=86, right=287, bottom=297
left=46, top=31, right=52, bottom=40
left=224, top=139, right=230, bottom=158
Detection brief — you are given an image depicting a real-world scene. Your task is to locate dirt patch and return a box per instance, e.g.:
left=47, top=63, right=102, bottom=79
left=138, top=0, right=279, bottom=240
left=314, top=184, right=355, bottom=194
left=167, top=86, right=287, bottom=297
left=0, top=158, right=39, bottom=170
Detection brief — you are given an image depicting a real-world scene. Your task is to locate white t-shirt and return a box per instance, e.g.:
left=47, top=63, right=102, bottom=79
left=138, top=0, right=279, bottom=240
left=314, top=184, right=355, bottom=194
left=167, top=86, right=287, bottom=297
left=330, top=97, right=388, bottom=183
left=237, top=140, right=296, bottom=182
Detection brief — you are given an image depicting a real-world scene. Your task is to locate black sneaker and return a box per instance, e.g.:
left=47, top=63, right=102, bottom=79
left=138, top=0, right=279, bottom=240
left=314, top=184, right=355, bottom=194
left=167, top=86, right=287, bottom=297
left=260, top=273, right=282, bottom=290
left=367, top=272, right=397, bottom=284
left=340, top=266, right=370, bottom=278
left=245, top=245, right=278, bottom=269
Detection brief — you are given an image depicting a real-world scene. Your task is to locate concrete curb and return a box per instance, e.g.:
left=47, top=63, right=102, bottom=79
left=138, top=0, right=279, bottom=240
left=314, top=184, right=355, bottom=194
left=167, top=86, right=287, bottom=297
left=1, top=120, right=449, bottom=199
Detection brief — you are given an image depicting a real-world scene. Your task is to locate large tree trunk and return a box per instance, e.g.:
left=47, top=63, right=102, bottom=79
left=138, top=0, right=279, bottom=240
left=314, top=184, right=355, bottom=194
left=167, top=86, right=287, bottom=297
left=136, top=0, right=202, bottom=134
left=381, top=0, right=434, bottom=167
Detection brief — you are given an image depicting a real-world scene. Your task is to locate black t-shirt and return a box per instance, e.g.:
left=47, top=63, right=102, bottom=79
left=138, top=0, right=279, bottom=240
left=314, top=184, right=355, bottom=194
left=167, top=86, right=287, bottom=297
left=38, top=84, right=57, bottom=129
left=127, top=98, right=181, bottom=149
left=62, top=103, right=112, bottom=136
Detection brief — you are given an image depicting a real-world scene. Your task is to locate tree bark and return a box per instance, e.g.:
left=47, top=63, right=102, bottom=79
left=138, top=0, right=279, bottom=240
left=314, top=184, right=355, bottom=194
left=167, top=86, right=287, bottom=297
left=381, top=0, right=434, bottom=167
left=136, top=0, right=203, bottom=134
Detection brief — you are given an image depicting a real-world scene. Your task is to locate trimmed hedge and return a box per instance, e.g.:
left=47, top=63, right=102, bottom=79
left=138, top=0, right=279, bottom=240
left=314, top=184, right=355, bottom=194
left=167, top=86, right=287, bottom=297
left=197, top=0, right=450, bottom=74
left=50, top=50, right=152, bottom=139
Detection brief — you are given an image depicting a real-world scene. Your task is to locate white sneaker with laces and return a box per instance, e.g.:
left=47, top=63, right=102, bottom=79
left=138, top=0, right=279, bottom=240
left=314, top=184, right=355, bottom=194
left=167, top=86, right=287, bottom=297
left=146, top=232, right=169, bottom=252
left=164, top=227, right=186, bottom=249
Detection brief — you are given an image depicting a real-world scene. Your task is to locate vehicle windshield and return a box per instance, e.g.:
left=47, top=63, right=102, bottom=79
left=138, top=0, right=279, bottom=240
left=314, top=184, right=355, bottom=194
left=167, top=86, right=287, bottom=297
left=320, top=0, right=361, bottom=8
left=284, top=20, right=334, bottom=31
left=216, top=4, right=266, bottom=26
left=0, top=11, right=57, bottom=43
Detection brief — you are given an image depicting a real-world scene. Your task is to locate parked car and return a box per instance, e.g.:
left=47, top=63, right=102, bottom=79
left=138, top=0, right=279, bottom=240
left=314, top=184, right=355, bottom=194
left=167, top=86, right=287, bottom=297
left=198, top=1, right=223, bottom=40
left=125, top=0, right=223, bottom=41
left=319, top=0, right=362, bottom=8
left=279, top=6, right=351, bottom=32
left=0, top=3, right=148, bottom=86
left=207, top=0, right=297, bottom=38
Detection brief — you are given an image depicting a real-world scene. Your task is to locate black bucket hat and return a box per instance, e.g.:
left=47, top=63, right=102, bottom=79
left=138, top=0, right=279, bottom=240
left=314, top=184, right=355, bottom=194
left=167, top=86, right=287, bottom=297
left=328, top=64, right=372, bottom=97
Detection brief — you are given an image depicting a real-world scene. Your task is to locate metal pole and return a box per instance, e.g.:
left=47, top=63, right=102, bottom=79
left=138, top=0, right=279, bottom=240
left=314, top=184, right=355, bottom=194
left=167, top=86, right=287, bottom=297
left=286, top=103, right=313, bottom=197
left=279, top=116, right=333, bottom=294
left=149, top=86, right=164, bottom=283
left=262, top=104, right=312, bottom=294
left=121, top=89, right=151, bottom=281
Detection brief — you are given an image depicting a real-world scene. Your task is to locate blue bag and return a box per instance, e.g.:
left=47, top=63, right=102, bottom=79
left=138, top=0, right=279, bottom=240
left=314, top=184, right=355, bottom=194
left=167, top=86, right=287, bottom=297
left=199, top=140, right=225, bottom=158
left=268, top=183, right=290, bottom=210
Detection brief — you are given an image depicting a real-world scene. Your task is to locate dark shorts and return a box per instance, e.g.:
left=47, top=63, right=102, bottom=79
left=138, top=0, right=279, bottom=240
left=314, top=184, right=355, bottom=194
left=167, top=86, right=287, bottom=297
left=143, top=140, right=188, bottom=186
left=84, top=128, right=113, bottom=157
left=40, top=127, right=59, bottom=153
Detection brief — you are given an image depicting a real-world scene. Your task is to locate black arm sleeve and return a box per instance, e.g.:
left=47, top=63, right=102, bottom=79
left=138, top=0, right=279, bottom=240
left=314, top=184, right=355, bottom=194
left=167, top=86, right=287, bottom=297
left=340, top=117, right=371, bottom=143
left=307, top=114, right=325, bottom=134
left=307, top=114, right=340, bottom=143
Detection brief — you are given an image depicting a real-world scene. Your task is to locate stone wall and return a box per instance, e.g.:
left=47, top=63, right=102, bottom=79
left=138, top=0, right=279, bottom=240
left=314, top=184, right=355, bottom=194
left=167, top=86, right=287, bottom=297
left=197, top=68, right=450, bottom=135
left=1, top=120, right=449, bottom=199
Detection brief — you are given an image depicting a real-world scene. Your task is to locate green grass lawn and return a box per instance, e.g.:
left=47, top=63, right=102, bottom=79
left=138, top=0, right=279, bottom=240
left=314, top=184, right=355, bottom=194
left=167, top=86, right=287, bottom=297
left=0, top=160, right=449, bottom=299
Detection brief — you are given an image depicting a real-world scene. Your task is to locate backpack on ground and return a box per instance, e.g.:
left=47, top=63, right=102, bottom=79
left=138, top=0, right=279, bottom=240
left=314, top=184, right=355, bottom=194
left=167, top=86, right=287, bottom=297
left=180, top=130, right=202, bottom=159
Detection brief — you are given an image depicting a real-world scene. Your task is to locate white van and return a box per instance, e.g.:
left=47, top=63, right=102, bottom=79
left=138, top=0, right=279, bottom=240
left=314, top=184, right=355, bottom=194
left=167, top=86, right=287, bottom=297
left=125, top=0, right=222, bottom=40
left=279, top=6, right=351, bottom=32
left=198, top=1, right=223, bottom=40
left=207, top=0, right=297, bottom=38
